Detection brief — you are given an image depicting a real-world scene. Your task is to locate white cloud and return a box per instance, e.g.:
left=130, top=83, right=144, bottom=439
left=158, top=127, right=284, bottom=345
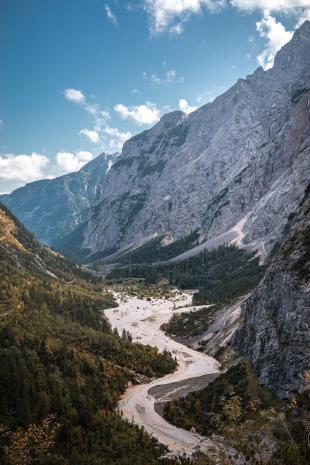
left=104, top=5, right=118, bottom=25
left=64, top=88, right=86, bottom=104
left=0, top=150, right=97, bottom=192
left=85, top=104, right=111, bottom=132
left=166, top=69, right=177, bottom=81
left=103, top=126, right=132, bottom=149
left=145, top=0, right=310, bottom=35
left=64, top=89, right=129, bottom=149
left=63, top=88, right=146, bottom=150
left=143, top=0, right=310, bottom=75
left=256, top=12, right=293, bottom=69
left=144, top=68, right=184, bottom=85
left=114, top=102, right=161, bottom=125
left=85, top=104, right=97, bottom=115
left=0, top=152, right=50, bottom=183
left=231, top=1, right=310, bottom=12
left=56, top=150, right=93, bottom=173
left=0, top=120, right=4, bottom=128
left=79, top=128, right=101, bottom=144
left=179, top=98, right=197, bottom=114
left=231, top=2, right=310, bottom=70
left=145, top=0, right=224, bottom=34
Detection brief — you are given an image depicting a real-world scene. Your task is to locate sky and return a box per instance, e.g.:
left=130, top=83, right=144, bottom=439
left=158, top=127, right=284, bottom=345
left=0, top=0, right=310, bottom=193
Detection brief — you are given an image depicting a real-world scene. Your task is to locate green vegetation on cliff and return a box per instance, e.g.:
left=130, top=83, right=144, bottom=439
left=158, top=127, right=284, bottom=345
left=164, top=362, right=310, bottom=465
left=116, top=231, right=202, bottom=265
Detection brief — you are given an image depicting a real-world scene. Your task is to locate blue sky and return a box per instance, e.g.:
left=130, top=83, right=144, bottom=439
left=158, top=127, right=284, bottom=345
left=0, top=0, right=309, bottom=193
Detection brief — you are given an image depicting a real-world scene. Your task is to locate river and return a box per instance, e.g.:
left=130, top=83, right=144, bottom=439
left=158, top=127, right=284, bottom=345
left=105, top=290, right=221, bottom=456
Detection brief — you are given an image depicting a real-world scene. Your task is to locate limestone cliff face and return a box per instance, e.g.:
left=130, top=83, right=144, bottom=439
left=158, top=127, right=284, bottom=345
left=82, top=22, right=310, bottom=258
left=0, top=153, right=116, bottom=245
left=234, top=185, right=310, bottom=398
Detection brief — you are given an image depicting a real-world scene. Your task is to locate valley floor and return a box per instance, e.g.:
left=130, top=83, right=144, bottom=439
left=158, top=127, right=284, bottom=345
left=104, top=291, right=222, bottom=455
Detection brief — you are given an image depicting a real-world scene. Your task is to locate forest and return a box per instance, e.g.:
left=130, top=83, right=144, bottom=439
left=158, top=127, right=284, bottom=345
left=161, top=302, right=224, bottom=339
left=108, top=244, right=266, bottom=306
left=114, top=230, right=203, bottom=265
left=0, top=204, right=190, bottom=465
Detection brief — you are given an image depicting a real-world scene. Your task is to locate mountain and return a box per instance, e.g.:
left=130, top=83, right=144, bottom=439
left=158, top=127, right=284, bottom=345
left=0, top=202, right=179, bottom=465
left=0, top=152, right=117, bottom=246
left=234, top=182, right=310, bottom=399
left=75, top=22, right=310, bottom=263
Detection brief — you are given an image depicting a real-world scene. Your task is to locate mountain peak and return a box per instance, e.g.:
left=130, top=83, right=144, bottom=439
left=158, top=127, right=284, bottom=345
left=159, top=110, right=186, bottom=125
left=273, top=20, right=310, bottom=74
left=79, top=152, right=118, bottom=174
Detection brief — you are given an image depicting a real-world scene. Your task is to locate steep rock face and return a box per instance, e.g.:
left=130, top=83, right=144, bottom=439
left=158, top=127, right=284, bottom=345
left=0, top=153, right=116, bottom=245
left=234, top=184, right=310, bottom=398
left=83, top=22, right=310, bottom=258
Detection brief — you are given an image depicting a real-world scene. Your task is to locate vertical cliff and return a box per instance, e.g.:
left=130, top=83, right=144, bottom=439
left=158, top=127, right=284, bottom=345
left=234, top=185, right=310, bottom=398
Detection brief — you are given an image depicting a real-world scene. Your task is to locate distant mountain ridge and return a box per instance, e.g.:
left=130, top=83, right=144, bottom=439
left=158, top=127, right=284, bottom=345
left=0, top=153, right=117, bottom=246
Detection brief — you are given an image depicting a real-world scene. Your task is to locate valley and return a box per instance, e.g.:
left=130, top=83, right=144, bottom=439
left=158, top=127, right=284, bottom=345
left=105, top=290, right=221, bottom=455
left=0, top=15, right=309, bottom=465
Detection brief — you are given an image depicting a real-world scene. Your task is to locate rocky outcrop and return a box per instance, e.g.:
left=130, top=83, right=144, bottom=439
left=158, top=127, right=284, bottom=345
left=234, top=184, right=310, bottom=398
left=81, top=22, right=310, bottom=260
left=0, top=153, right=116, bottom=245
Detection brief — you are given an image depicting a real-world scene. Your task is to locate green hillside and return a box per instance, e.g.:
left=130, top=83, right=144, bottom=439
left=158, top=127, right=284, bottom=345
left=0, top=203, right=184, bottom=465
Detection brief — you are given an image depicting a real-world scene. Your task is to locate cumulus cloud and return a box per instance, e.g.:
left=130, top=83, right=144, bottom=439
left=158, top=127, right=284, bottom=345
left=0, top=152, right=50, bottom=184
left=114, top=102, right=161, bottom=125
left=79, top=128, right=101, bottom=144
left=85, top=104, right=111, bottom=134
left=64, top=88, right=86, bottom=104
left=64, top=88, right=130, bottom=150
left=145, top=0, right=310, bottom=35
left=179, top=98, right=197, bottom=114
left=144, top=0, right=309, bottom=74
left=0, top=150, right=97, bottom=192
left=256, top=12, right=293, bottom=69
left=231, top=1, right=310, bottom=12
left=104, top=5, right=118, bottom=25
left=56, top=150, right=93, bottom=173
left=86, top=104, right=110, bottom=121
left=145, top=0, right=224, bottom=35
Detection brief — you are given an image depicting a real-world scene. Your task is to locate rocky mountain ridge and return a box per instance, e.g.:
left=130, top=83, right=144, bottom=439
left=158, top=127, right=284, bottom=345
left=79, top=21, right=310, bottom=262
left=1, top=23, right=309, bottom=266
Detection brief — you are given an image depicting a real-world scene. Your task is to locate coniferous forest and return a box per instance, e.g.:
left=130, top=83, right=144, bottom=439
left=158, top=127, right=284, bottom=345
left=0, top=204, right=188, bottom=465
left=108, top=244, right=266, bottom=306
